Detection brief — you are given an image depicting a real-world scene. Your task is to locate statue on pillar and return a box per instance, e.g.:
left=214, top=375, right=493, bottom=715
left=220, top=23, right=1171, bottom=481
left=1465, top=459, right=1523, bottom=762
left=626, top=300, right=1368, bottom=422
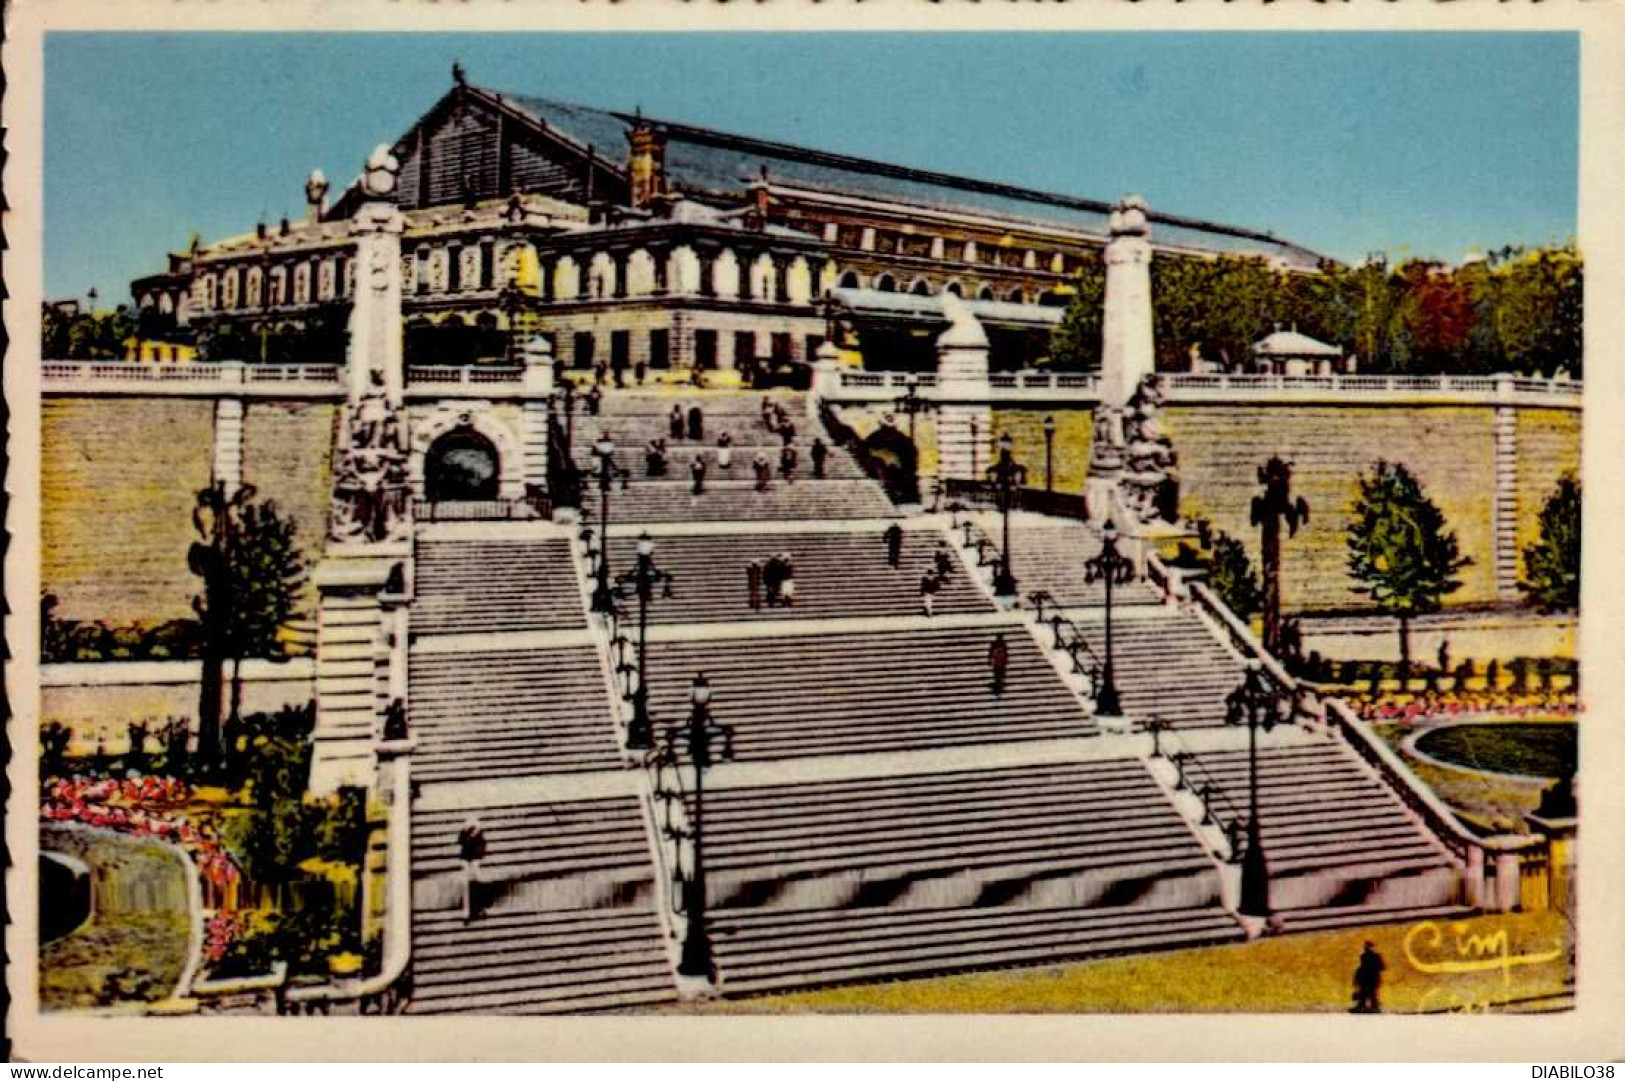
left=1119, top=373, right=1180, bottom=525
left=330, top=370, right=412, bottom=544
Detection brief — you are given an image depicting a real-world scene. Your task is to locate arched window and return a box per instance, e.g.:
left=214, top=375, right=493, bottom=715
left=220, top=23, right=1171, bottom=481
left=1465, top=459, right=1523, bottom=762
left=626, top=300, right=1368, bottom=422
left=424, top=426, right=500, bottom=502
left=978, top=284, right=994, bottom=301
left=1007, top=287, right=1026, bottom=304
left=874, top=273, right=897, bottom=293
left=838, top=270, right=861, bottom=290
left=909, top=279, right=931, bottom=296
left=945, top=281, right=964, bottom=298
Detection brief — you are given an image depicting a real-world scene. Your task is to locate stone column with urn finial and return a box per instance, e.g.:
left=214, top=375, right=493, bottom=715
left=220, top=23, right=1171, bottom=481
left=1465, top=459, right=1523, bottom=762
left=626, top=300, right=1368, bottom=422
left=309, top=144, right=416, bottom=795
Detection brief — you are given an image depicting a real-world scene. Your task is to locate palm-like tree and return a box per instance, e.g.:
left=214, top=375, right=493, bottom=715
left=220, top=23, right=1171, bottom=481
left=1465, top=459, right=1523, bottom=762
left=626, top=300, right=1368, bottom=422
left=1250, top=457, right=1309, bottom=657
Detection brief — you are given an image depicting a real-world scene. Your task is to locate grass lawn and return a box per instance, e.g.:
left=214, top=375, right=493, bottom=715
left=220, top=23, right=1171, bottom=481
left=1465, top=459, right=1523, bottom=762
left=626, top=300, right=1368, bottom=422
left=40, top=826, right=193, bottom=1011
left=691, top=911, right=1572, bottom=1014
left=1416, top=723, right=1577, bottom=780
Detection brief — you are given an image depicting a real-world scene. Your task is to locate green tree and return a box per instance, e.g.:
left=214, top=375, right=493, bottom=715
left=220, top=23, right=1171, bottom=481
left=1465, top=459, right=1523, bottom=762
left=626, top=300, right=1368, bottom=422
left=1520, top=474, right=1581, bottom=612
left=224, top=499, right=308, bottom=724
left=1207, top=532, right=1264, bottom=620
left=1346, top=461, right=1470, bottom=670
left=1047, top=250, right=1106, bottom=371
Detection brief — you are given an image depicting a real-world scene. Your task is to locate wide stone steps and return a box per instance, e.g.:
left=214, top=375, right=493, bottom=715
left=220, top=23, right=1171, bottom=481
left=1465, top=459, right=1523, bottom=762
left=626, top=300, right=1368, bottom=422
left=1194, top=742, right=1461, bottom=915
left=412, top=797, right=653, bottom=894
left=999, top=525, right=1166, bottom=608
left=711, top=903, right=1245, bottom=997
left=406, top=907, right=675, bottom=1015
left=1274, top=901, right=1470, bottom=935
left=587, top=479, right=899, bottom=524
left=409, top=647, right=621, bottom=783
left=601, top=529, right=991, bottom=624
left=1068, top=610, right=1246, bottom=727
left=414, top=536, right=585, bottom=635
left=694, top=764, right=1218, bottom=912
left=645, top=626, right=1093, bottom=761
left=593, top=442, right=869, bottom=482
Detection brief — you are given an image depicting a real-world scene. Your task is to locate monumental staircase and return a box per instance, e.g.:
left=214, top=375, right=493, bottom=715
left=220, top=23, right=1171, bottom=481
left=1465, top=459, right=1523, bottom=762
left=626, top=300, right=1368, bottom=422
left=388, top=388, right=1483, bottom=1012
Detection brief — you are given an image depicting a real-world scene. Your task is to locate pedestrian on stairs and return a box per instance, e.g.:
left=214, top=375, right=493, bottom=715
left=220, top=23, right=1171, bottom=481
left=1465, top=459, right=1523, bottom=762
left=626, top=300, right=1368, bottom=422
left=780, top=420, right=797, bottom=447
left=716, top=431, right=734, bottom=469
left=919, top=568, right=941, bottom=617
left=585, top=385, right=602, bottom=416
left=935, top=540, right=955, bottom=580
left=645, top=440, right=665, bottom=478
left=634, top=359, right=647, bottom=386
left=691, top=456, right=707, bottom=496
left=780, top=443, right=799, bottom=483
left=762, top=555, right=784, bottom=607
left=747, top=560, right=762, bottom=611
left=884, top=523, right=904, bottom=568
left=1352, top=942, right=1386, bottom=1013
left=688, top=404, right=705, bottom=441
left=779, top=552, right=797, bottom=608
left=988, top=633, right=1010, bottom=696
left=457, top=818, right=488, bottom=921
left=594, top=360, right=608, bottom=387
left=811, top=437, right=829, bottom=479
left=669, top=404, right=685, bottom=440
left=753, top=453, right=772, bottom=492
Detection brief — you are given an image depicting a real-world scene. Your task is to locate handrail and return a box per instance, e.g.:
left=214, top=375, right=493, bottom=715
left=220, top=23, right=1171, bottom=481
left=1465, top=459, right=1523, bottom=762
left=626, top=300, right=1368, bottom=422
left=1154, top=724, right=1245, bottom=843
left=284, top=749, right=414, bottom=1010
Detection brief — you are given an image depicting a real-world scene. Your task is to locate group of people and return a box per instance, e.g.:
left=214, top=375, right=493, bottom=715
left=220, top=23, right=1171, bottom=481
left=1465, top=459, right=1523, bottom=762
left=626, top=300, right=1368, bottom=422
left=916, top=538, right=960, bottom=617
left=670, top=403, right=706, bottom=442
left=746, top=553, right=798, bottom=610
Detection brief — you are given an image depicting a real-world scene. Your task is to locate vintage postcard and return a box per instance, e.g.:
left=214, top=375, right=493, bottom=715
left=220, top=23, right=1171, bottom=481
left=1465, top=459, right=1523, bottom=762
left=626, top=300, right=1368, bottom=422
left=6, top=2, right=1625, bottom=1063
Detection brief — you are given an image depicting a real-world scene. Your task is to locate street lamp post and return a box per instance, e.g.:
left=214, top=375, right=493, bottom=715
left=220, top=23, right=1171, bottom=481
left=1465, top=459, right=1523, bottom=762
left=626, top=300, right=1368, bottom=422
left=1083, top=519, right=1134, bottom=718
left=893, top=373, right=939, bottom=445
left=653, top=674, right=735, bottom=982
left=985, top=433, right=1026, bottom=599
left=614, top=532, right=674, bottom=750
left=1224, top=659, right=1293, bottom=921
left=1043, top=415, right=1056, bottom=492
left=589, top=435, right=630, bottom=614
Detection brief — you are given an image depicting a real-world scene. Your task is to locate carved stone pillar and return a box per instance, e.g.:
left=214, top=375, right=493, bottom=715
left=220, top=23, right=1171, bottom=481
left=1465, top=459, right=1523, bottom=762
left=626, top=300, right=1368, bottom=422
left=935, top=294, right=991, bottom=483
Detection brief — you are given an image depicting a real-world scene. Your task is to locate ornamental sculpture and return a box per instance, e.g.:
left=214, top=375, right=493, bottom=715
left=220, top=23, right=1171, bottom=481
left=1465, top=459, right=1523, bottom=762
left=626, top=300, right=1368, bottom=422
left=1120, top=372, right=1180, bottom=524
left=330, top=370, right=411, bottom=544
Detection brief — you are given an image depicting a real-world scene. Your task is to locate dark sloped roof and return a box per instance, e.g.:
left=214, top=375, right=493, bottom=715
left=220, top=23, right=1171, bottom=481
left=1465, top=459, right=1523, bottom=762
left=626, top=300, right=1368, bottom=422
left=490, top=88, right=1326, bottom=269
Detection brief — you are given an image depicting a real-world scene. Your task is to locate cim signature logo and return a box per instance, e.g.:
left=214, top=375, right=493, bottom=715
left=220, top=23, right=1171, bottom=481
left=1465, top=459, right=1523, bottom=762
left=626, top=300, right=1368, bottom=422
left=1403, top=919, right=1568, bottom=1013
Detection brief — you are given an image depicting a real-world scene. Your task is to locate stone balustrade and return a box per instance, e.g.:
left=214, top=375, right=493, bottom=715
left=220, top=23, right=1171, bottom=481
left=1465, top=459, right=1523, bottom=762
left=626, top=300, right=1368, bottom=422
left=829, top=367, right=1582, bottom=408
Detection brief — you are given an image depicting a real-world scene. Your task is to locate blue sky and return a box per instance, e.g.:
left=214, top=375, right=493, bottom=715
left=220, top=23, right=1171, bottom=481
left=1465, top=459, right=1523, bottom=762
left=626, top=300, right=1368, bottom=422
left=44, top=32, right=1578, bottom=306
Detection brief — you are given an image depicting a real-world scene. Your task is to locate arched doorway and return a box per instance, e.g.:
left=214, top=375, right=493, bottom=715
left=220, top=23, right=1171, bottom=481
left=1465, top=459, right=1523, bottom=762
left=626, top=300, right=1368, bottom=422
left=424, top=426, right=500, bottom=502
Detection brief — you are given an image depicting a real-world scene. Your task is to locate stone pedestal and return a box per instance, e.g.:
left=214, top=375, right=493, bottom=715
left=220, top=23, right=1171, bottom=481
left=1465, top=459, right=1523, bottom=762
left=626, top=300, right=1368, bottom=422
left=521, top=335, right=555, bottom=495
left=309, top=544, right=409, bottom=794
left=934, top=295, right=991, bottom=482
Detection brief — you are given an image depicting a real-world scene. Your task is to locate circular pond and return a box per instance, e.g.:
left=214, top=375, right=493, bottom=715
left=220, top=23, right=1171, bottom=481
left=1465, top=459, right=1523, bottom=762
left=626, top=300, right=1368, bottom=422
left=1414, top=722, right=1576, bottom=780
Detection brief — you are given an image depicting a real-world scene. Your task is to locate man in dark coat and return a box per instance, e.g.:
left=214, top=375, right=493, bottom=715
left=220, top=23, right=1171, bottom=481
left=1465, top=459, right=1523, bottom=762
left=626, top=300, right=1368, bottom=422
left=780, top=444, right=799, bottom=483
left=988, top=633, right=1010, bottom=696
left=585, top=385, right=602, bottom=416
left=919, top=568, right=940, bottom=617
left=780, top=421, right=797, bottom=447
left=935, top=540, right=955, bottom=580
left=884, top=523, right=904, bottom=568
left=762, top=555, right=784, bottom=607
left=1352, top=942, right=1386, bottom=1013
left=688, top=405, right=705, bottom=441
left=634, top=359, right=647, bottom=386
left=746, top=560, right=762, bottom=611
left=669, top=404, right=685, bottom=440
left=754, top=453, right=772, bottom=492
left=811, top=437, right=829, bottom=479
left=457, top=819, right=488, bottom=921
left=691, top=456, right=707, bottom=496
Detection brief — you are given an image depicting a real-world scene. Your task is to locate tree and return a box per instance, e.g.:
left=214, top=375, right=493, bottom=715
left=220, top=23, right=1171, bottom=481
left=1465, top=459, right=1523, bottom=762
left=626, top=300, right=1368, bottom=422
left=224, top=499, right=308, bottom=724
left=1520, top=474, right=1580, bottom=612
left=1346, top=461, right=1470, bottom=670
left=1207, top=532, right=1264, bottom=620
left=190, top=483, right=307, bottom=766
left=1047, top=251, right=1106, bottom=371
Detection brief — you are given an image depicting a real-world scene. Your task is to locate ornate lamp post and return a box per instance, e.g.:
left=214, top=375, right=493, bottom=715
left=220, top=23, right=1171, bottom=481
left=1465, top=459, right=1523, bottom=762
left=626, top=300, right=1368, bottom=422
left=985, top=432, right=1027, bottom=599
left=893, top=373, right=939, bottom=445
left=1224, top=659, right=1293, bottom=920
left=1083, top=519, right=1134, bottom=718
left=1043, top=415, right=1056, bottom=492
left=614, top=532, right=675, bottom=750
left=653, top=674, right=735, bottom=982
left=589, top=435, right=630, bottom=613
